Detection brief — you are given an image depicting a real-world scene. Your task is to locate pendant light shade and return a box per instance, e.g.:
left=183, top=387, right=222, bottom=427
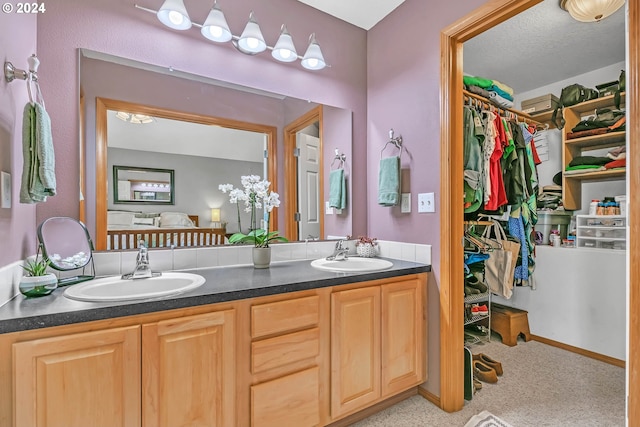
left=237, top=11, right=267, bottom=54
left=301, top=33, right=326, bottom=70
left=201, top=1, right=232, bottom=42
left=560, top=0, right=625, bottom=22
left=272, top=25, right=298, bottom=62
left=157, top=0, right=192, bottom=30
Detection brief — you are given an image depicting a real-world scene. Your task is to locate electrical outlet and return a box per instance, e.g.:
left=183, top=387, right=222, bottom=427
left=401, top=193, right=411, bottom=213
left=418, top=192, right=435, bottom=213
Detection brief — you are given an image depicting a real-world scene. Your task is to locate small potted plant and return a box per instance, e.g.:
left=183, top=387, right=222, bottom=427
left=356, top=236, right=378, bottom=258
left=20, top=255, right=58, bottom=297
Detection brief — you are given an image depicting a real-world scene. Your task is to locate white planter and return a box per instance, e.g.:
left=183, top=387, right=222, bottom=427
left=19, top=273, right=58, bottom=298
left=252, top=247, right=272, bottom=269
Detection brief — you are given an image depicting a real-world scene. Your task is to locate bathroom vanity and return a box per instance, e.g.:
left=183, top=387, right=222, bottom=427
left=0, top=258, right=428, bottom=427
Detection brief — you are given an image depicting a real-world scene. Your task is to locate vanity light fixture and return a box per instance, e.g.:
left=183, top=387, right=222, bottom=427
left=157, top=0, right=192, bottom=30
left=115, top=111, right=156, bottom=124
left=135, top=2, right=328, bottom=70
left=559, top=0, right=625, bottom=22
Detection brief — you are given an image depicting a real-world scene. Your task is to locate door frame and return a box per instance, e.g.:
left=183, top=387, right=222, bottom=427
left=283, top=105, right=324, bottom=241
left=438, top=0, right=638, bottom=419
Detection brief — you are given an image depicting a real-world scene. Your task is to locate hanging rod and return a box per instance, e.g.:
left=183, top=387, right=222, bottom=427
left=463, top=89, right=542, bottom=127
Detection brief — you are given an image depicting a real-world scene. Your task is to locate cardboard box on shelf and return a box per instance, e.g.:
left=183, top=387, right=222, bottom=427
left=521, top=93, right=559, bottom=115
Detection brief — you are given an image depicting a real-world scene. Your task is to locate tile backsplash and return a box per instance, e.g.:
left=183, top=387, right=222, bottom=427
left=0, top=240, right=431, bottom=307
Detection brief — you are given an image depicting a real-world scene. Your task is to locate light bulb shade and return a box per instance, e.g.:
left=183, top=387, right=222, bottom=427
left=201, top=3, right=232, bottom=42
left=115, top=112, right=155, bottom=124
left=272, top=25, right=298, bottom=62
left=238, top=12, right=267, bottom=53
left=301, top=33, right=326, bottom=70
left=157, top=0, right=192, bottom=30
left=560, top=0, right=625, bottom=22
left=211, top=208, right=221, bottom=222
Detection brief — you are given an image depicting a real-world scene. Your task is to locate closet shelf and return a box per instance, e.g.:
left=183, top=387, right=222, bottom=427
left=564, top=169, right=626, bottom=181
left=464, top=313, right=490, bottom=325
left=528, top=109, right=557, bottom=129
left=564, top=132, right=626, bottom=150
left=567, top=92, right=626, bottom=115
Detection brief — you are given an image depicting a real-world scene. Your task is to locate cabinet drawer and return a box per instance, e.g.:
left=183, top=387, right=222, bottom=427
left=252, top=328, right=319, bottom=374
left=252, top=295, right=319, bottom=338
left=251, top=366, right=320, bottom=427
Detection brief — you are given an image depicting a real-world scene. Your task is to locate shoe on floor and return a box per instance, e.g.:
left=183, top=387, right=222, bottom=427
left=473, top=360, right=498, bottom=383
left=473, top=378, right=482, bottom=392
left=473, top=353, right=503, bottom=376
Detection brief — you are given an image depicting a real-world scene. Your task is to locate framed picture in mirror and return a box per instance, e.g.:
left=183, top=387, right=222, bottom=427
left=113, top=165, right=175, bottom=205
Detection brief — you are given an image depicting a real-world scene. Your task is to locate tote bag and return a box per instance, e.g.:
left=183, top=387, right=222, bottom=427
left=481, top=220, right=520, bottom=299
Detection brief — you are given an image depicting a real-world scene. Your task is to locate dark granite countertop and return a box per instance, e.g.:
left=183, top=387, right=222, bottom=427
left=0, top=258, right=430, bottom=334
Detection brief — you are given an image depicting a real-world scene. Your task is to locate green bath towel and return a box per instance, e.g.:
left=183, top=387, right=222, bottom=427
left=329, top=168, right=346, bottom=209
left=378, top=156, right=400, bottom=206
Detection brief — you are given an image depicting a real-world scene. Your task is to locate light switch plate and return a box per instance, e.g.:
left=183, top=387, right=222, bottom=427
left=1, top=172, right=11, bottom=209
left=418, top=192, right=435, bottom=213
left=401, top=193, right=411, bottom=213
left=325, top=201, right=333, bottom=215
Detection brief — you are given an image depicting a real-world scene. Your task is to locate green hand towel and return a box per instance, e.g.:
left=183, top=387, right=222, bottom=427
left=378, top=156, right=400, bottom=207
left=329, top=168, right=346, bottom=209
left=19, top=102, right=56, bottom=204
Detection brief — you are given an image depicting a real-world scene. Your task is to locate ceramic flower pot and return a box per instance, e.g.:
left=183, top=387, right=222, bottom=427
left=252, top=247, right=271, bottom=269
left=19, top=273, right=58, bottom=298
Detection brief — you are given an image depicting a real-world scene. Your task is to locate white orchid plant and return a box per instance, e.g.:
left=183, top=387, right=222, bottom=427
left=218, top=175, right=287, bottom=248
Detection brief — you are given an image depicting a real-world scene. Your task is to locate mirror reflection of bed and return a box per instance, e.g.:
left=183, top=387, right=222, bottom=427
left=107, top=211, right=226, bottom=250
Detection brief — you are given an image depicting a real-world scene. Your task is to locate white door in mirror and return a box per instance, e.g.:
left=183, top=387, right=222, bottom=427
left=63, top=272, right=205, bottom=302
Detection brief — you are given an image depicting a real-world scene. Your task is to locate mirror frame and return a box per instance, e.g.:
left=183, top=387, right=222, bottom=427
left=284, top=105, right=324, bottom=241
left=113, top=165, right=175, bottom=205
left=95, top=97, right=277, bottom=251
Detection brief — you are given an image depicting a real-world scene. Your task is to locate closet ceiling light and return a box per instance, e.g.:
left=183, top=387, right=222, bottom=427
left=157, top=0, right=192, bottom=30
left=136, top=2, right=328, bottom=70
left=559, top=0, right=625, bottom=22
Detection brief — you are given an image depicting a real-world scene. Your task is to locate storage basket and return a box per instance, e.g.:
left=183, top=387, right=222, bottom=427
left=356, top=243, right=377, bottom=258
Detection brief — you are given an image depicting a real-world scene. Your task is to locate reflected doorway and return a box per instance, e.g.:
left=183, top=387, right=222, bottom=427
left=284, top=106, right=324, bottom=241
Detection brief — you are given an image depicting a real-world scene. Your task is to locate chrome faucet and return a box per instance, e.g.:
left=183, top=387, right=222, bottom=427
left=122, top=240, right=161, bottom=279
left=326, top=239, right=349, bottom=261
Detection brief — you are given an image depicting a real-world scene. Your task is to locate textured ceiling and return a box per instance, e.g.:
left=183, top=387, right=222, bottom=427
left=462, top=0, right=625, bottom=93
left=297, top=0, right=624, bottom=93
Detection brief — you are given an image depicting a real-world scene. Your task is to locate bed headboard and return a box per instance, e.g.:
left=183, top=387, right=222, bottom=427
left=188, top=215, right=199, bottom=227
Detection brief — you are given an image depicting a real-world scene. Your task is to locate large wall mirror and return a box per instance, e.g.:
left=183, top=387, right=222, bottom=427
left=80, top=49, right=353, bottom=250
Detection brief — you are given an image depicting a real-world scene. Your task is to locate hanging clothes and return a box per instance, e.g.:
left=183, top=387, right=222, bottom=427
left=463, top=106, right=485, bottom=213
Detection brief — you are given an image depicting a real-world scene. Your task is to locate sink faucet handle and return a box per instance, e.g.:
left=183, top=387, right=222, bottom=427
left=335, top=239, right=345, bottom=249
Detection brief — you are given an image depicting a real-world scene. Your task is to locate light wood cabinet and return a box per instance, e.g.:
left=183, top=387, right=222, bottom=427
left=331, top=277, right=426, bottom=420
left=142, top=310, right=236, bottom=427
left=13, top=326, right=141, bottom=427
left=249, top=293, right=326, bottom=427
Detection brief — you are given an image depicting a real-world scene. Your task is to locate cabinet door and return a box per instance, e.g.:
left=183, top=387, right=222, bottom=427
left=142, top=309, right=235, bottom=427
left=381, top=279, right=425, bottom=397
left=13, top=326, right=141, bottom=427
left=331, top=286, right=380, bottom=418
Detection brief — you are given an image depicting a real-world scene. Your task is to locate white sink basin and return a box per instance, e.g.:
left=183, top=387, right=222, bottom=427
left=310, top=257, right=393, bottom=273
left=63, top=272, right=205, bottom=302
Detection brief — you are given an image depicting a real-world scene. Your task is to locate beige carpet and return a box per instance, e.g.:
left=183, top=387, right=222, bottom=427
left=352, top=336, right=625, bottom=426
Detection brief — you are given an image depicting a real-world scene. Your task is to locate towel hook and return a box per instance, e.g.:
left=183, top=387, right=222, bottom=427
left=381, top=128, right=403, bottom=159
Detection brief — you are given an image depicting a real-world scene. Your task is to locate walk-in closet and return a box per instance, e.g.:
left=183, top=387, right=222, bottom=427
left=460, top=0, right=626, bottom=402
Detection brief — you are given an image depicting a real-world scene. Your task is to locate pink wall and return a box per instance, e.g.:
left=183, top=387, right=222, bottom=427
left=35, top=0, right=368, bottom=236
left=0, top=12, right=38, bottom=265
left=367, top=0, right=488, bottom=395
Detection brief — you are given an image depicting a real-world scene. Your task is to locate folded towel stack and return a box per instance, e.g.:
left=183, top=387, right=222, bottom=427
left=329, top=168, right=346, bottom=209
left=378, top=156, right=400, bottom=206
left=20, top=102, right=56, bottom=204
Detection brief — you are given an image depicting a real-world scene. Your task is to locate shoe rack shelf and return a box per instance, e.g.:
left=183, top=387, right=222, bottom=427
left=464, top=290, right=491, bottom=341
